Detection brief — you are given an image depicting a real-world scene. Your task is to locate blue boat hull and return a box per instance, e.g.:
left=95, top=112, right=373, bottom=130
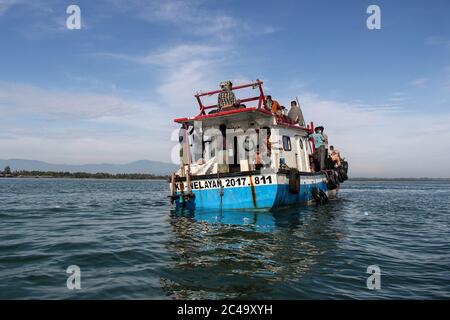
left=171, top=172, right=333, bottom=210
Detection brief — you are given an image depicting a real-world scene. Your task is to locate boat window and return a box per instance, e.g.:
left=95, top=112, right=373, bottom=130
left=282, top=136, right=292, bottom=151
left=299, top=138, right=304, bottom=150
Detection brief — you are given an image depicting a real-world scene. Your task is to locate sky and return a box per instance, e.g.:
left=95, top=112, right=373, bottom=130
left=0, top=0, right=449, bottom=177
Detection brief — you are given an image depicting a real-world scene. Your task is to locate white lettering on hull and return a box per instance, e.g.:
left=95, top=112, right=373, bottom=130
left=174, top=174, right=276, bottom=191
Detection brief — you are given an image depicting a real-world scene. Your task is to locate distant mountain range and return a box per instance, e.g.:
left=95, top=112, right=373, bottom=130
left=0, top=159, right=178, bottom=175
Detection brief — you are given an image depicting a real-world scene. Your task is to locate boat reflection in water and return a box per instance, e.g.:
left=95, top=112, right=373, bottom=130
left=172, top=208, right=278, bottom=233
left=160, top=201, right=347, bottom=299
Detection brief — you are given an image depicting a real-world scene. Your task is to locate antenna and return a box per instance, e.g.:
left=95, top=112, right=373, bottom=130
left=296, top=96, right=306, bottom=127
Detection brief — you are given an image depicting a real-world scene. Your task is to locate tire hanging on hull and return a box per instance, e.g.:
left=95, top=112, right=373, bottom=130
left=341, top=160, right=349, bottom=181
left=319, top=189, right=328, bottom=203
left=312, top=187, right=321, bottom=202
left=312, top=187, right=328, bottom=204
left=326, top=170, right=340, bottom=190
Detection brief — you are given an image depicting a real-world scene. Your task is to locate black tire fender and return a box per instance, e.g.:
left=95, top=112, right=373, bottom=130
left=327, top=171, right=339, bottom=190
left=319, top=189, right=328, bottom=203
left=312, top=187, right=322, bottom=203
left=337, top=170, right=345, bottom=183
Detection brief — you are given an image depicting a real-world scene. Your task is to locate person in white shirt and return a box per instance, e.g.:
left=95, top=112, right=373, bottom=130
left=288, top=100, right=300, bottom=123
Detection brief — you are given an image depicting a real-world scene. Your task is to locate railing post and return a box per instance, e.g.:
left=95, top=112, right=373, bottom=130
left=257, top=81, right=267, bottom=110
left=194, top=80, right=270, bottom=112
left=196, top=95, right=205, bottom=115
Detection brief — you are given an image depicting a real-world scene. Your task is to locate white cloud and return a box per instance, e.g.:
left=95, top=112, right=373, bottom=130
left=95, top=41, right=450, bottom=177
left=0, top=82, right=178, bottom=163
left=1, top=80, right=449, bottom=177
left=0, top=82, right=144, bottom=120
left=409, top=78, right=427, bottom=87
left=0, top=0, right=71, bottom=39
left=106, top=0, right=236, bottom=39
left=389, top=96, right=407, bottom=102
left=0, top=0, right=24, bottom=15
left=107, top=0, right=274, bottom=41
left=149, top=45, right=227, bottom=107
left=0, top=136, right=172, bottom=164
left=102, top=43, right=237, bottom=108
left=426, top=36, right=450, bottom=48
left=141, top=44, right=224, bottom=66
left=2, top=41, right=254, bottom=164
left=296, top=92, right=450, bottom=178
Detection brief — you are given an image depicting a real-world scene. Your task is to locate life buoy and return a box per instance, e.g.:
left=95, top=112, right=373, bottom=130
left=289, top=168, right=300, bottom=193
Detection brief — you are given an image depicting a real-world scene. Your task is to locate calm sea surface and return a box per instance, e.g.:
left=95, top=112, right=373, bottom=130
left=0, top=178, right=449, bottom=299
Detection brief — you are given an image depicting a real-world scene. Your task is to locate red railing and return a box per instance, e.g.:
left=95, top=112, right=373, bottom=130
left=190, top=80, right=314, bottom=134
left=194, top=79, right=267, bottom=116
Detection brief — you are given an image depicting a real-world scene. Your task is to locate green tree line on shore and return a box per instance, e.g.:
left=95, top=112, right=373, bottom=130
left=0, top=166, right=168, bottom=180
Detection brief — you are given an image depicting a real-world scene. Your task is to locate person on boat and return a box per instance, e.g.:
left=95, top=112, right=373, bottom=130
left=266, top=95, right=282, bottom=115
left=309, top=155, right=316, bottom=172
left=318, top=126, right=329, bottom=163
left=318, top=126, right=329, bottom=149
left=178, top=125, right=187, bottom=176
left=259, top=127, right=272, bottom=161
left=178, top=124, right=194, bottom=176
left=329, top=145, right=342, bottom=167
left=218, top=81, right=239, bottom=110
left=288, top=100, right=300, bottom=123
left=254, top=149, right=268, bottom=169
left=309, top=127, right=326, bottom=171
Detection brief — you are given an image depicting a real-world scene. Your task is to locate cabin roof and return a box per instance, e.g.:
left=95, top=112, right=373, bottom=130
left=174, top=107, right=269, bottom=124
left=174, top=107, right=311, bottom=132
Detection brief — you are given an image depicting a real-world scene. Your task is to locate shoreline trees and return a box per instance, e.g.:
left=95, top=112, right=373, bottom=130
left=0, top=167, right=167, bottom=180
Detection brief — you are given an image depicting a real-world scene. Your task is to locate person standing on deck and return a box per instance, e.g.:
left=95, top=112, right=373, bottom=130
left=288, top=100, right=300, bottom=123
left=318, top=126, right=329, bottom=161
left=178, top=125, right=187, bottom=176
left=217, top=81, right=239, bottom=110
left=319, top=126, right=329, bottom=149
left=178, top=124, right=194, bottom=176
left=309, top=127, right=326, bottom=171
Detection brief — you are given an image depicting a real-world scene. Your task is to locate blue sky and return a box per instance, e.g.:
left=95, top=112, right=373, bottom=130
left=0, top=0, right=449, bottom=177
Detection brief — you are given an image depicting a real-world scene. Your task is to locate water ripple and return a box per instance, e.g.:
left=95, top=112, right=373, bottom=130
left=0, top=178, right=449, bottom=299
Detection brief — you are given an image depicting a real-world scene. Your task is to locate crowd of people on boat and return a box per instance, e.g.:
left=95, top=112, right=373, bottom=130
left=216, top=81, right=304, bottom=125
left=210, top=80, right=344, bottom=173
left=265, top=96, right=304, bottom=125
left=308, top=126, right=343, bottom=172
